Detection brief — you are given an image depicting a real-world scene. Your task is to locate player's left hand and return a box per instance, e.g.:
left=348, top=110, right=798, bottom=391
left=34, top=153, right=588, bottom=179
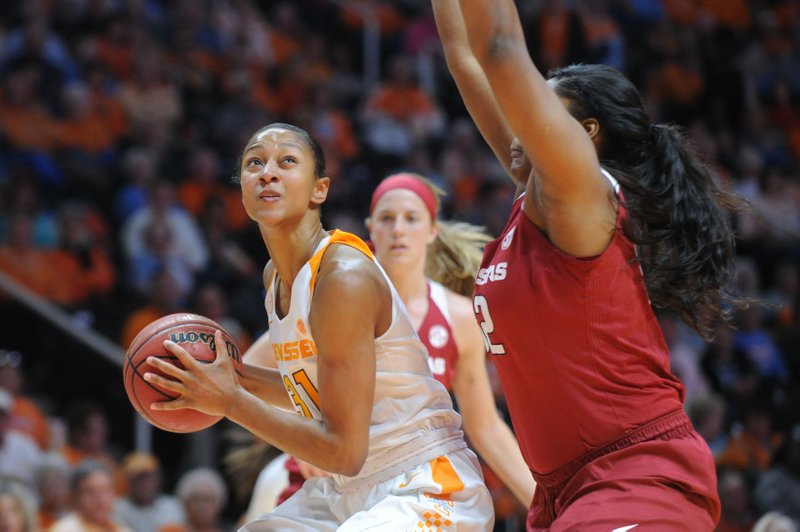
left=145, top=329, right=240, bottom=417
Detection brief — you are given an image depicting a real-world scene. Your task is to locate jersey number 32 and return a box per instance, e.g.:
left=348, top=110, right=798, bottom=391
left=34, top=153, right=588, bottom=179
left=473, top=295, right=506, bottom=355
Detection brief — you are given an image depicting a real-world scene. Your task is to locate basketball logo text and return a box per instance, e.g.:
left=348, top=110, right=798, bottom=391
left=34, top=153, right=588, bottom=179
left=169, top=330, right=242, bottom=364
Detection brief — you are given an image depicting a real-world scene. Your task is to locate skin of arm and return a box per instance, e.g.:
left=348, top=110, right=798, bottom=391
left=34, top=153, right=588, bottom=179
left=447, top=289, right=535, bottom=507
left=145, top=245, right=389, bottom=476
left=431, top=0, right=520, bottom=186
left=457, top=0, right=617, bottom=257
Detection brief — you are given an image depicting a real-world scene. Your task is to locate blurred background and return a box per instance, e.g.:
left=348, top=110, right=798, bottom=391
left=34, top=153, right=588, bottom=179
left=0, top=0, right=798, bottom=530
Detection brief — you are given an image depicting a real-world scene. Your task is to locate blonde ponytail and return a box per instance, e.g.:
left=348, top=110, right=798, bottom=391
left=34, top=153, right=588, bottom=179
left=427, top=220, right=492, bottom=297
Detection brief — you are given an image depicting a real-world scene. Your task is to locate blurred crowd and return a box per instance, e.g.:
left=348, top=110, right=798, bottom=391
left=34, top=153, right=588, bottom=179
left=0, top=0, right=798, bottom=530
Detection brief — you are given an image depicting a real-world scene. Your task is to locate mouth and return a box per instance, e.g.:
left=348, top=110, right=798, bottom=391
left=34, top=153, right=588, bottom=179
left=258, top=190, right=281, bottom=201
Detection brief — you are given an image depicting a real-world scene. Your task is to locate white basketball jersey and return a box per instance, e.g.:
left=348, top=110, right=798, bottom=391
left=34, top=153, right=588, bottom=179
left=264, top=230, right=462, bottom=481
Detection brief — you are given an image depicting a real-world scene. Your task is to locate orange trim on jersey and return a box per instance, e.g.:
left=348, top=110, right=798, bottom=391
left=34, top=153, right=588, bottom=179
left=308, top=230, right=376, bottom=294
left=426, top=455, right=464, bottom=500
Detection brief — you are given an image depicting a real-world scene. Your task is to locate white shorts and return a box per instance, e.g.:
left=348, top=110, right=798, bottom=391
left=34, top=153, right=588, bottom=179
left=239, top=446, right=494, bottom=531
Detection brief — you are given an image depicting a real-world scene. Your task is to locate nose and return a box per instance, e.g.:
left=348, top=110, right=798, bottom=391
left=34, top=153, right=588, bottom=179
left=259, top=160, right=280, bottom=182
left=391, top=217, right=406, bottom=236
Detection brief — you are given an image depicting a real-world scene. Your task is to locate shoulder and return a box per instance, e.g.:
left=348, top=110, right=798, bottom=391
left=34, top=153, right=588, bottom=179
left=316, top=244, right=387, bottom=298
left=442, top=287, right=478, bottom=332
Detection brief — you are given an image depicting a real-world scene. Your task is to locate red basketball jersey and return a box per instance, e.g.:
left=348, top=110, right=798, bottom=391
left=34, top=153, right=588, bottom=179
left=473, top=192, right=685, bottom=475
left=419, top=281, right=459, bottom=390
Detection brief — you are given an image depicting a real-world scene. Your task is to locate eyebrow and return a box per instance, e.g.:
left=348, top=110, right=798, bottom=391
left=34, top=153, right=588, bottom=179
left=244, top=141, right=304, bottom=154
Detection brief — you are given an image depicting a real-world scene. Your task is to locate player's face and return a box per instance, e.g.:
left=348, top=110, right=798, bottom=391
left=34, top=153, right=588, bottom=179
left=239, top=128, right=328, bottom=226
left=368, top=189, right=436, bottom=269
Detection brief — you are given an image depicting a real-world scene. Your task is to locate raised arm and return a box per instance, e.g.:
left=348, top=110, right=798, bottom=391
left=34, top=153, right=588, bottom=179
left=447, top=290, right=535, bottom=507
left=457, top=0, right=616, bottom=257
left=432, top=0, right=522, bottom=188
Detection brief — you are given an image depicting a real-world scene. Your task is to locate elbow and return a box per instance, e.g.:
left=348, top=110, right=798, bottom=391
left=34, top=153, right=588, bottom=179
left=332, top=453, right=366, bottom=478
left=328, top=440, right=368, bottom=477
left=470, top=29, right=520, bottom=70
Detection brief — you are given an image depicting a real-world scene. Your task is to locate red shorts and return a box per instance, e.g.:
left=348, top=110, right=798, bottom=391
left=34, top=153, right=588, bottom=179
left=527, top=410, right=720, bottom=531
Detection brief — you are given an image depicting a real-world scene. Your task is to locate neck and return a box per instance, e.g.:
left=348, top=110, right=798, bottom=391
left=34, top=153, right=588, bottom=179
left=262, top=216, right=328, bottom=289
left=384, top=260, right=428, bottom=306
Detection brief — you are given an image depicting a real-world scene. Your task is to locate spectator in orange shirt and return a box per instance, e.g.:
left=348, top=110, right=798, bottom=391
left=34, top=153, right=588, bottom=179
left=0, top=350, right=50, bottom=450
left=119, top=268, right=186, bottom=350
left=0, top=212, right=56, bottom=301
left=177, top=146, right=249, bottom=233
left=47, top=202, right=116, bottom=310
left=361, top=54, right=445, bottom=167
left=59, top=402, right=120, bottom=486
left=0, top=62, right=63, bottom=151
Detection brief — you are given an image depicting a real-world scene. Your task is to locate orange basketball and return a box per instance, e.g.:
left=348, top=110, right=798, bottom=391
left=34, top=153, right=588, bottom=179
left=123, top=313, right=243, bottom=433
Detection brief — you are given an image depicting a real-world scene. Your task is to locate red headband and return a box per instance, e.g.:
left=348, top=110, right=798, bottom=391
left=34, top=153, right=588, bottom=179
left=369, top=174, right=437, bottom=220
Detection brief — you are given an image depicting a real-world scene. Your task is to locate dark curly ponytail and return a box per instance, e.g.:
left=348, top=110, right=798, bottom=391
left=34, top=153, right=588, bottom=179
left=549, top=64, right=746, bottom=339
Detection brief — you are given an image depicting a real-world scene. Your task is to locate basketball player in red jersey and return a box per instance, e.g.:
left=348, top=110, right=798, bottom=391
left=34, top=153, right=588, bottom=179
left=367, top=172, right=535, bottom=507
left=433, top=0, right=747, bottom=529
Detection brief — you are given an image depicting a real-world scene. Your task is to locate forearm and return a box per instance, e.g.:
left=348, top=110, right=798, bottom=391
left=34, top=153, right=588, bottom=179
left=433, top=0, right=516, bottom=177
left=240, top=363, right=293, bottom=410
left=465, top=414, right=535, bottom=507
left=225, top=387, right=367, bottom=476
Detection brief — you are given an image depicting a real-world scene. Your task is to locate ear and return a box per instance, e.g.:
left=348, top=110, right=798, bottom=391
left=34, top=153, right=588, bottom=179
left=427, top=220, right=439, bottom=245
left=581, top=118, right=600, bottom=140
left=311, top=177, right=330, bottom=206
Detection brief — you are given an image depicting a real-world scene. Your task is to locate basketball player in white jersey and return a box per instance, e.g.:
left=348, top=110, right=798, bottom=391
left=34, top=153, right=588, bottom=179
left=144, top=123, right=493, bottom=530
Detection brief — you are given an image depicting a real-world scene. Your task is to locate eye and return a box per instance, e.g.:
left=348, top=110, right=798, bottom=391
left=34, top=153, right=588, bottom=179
left=281, top=156, right=297, bottom=164
left=246, top=158, right=262, bottom=167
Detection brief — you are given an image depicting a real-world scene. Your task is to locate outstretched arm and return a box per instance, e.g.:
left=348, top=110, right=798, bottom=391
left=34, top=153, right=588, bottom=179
left=457, top=0, right=616, bottom=257
left=448, top=291, right=535, bottom=507
left=432, top=0, right=524, bottom=190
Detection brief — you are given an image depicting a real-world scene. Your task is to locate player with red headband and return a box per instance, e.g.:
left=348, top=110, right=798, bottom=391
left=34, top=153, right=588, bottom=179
left=366, top=172, right=535, bottom=508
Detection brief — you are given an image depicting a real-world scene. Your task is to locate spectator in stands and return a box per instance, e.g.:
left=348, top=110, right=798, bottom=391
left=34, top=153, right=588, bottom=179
left=121, top=179, right=209, bottom=292
left=717, top=400, right=783, bottom=476
left=196, top=196, right=258, bottom=290
left=0, top=388, right=42, bottom=488
left=751, top=511, right=798, bottom=532
left=520, top=0, right=588, bottom=72
left=51, top=460, right=129, bottom=532
left=734, top=306, right=790, bottom=386
left=119, top=267, right=186, bottom=349
left=0, top=478, right=38, bottom=532
left=753, top=424, right=800, bottom=528
left=360, top=53, right=445, bottom=169
left=0, top=212, right=56, bottom=301
left=48, top=202, right=116, bottom=311
left=701, top=323, right=761, bottom=420
left=716, top=467, right=757, bottom=532
left=114, top=147, right=160, bottom=225
left=174, top=467, right=230, bottom=532
left=34, top=453, right=72, bottom=530
left=0, top=350, right=49, bottom=450
left=59, top=402, right=120, bottom=489
left=687, top=392, right=730, bottom=458
left=114, top=452, right=186, bottom=532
